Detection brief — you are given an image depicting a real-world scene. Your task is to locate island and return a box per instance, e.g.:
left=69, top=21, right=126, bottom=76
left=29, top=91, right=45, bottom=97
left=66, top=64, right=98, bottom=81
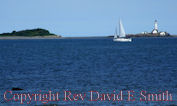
left=0, top=28, right=61, bottom=39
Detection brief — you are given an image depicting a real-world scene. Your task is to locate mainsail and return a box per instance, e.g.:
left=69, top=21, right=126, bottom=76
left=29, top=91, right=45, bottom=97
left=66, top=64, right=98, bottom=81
left=119, top=20, right=126, bottom=38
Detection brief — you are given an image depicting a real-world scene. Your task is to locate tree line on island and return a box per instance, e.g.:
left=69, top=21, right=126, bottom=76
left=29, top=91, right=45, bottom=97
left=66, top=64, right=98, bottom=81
left=0, top=28, right=61, bottom=37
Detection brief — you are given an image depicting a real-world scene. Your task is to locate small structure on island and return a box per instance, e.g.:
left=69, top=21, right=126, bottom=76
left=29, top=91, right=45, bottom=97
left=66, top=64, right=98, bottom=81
left=141, top=31, right=148, bottom=34
left=160, top=32, right=166, bottom=36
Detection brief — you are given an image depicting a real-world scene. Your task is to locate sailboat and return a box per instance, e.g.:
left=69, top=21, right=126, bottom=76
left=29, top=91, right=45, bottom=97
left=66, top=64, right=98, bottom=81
left=113, top=20, right=132, bottom=42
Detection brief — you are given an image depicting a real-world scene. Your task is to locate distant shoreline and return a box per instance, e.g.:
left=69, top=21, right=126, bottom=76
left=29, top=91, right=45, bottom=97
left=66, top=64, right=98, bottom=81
left=0, top=35, right=177, bottom=40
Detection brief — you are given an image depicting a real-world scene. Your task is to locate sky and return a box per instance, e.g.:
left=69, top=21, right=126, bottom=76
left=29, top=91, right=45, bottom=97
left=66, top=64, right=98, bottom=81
left=0, top=0, right=177, bottom=37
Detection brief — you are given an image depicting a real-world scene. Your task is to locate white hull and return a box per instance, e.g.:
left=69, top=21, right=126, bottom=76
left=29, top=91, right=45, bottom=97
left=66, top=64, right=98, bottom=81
left=113, top=38, right=132, bottom=42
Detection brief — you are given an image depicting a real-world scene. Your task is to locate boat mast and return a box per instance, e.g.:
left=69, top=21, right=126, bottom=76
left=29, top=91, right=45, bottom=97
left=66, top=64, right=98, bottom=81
left=114, top=27, right=118, bottom=39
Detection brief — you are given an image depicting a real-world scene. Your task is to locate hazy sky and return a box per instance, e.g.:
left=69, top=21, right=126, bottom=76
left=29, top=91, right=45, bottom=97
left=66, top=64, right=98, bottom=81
left=0, top=0, right=177, bottom=37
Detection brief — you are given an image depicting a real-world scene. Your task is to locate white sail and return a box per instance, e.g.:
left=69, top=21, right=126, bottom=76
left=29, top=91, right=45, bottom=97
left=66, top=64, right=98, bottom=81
left=114, top=27, right=118, bottom=39
left=119, top=20, right=126, bottom=38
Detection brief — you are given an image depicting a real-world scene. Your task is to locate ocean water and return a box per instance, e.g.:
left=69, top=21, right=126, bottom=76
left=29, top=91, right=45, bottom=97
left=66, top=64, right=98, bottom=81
left=0, top=37, right=177, bottom=105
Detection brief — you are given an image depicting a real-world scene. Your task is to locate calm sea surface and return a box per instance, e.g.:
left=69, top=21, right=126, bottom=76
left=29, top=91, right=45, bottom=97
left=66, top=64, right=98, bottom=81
left=0, top=37, right=177, bottom=105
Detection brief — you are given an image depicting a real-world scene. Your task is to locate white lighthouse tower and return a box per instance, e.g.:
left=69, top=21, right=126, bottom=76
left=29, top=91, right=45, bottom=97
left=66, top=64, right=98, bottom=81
left=152, top=20, right=158, bottom=34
